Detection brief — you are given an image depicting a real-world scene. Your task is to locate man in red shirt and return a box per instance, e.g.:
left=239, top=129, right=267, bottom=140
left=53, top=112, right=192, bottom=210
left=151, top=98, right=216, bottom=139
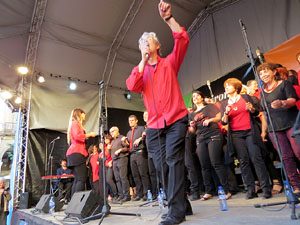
left=126, top=1, right=192, bottom=224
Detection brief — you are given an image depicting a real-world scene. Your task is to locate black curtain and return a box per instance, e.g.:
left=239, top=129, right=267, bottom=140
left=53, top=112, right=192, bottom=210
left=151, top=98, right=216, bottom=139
left=25, top=108, right=144, bottom=206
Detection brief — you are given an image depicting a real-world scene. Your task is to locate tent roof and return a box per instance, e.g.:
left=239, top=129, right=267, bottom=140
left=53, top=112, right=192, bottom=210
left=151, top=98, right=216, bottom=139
left=0, top=0, right=216, bottom=96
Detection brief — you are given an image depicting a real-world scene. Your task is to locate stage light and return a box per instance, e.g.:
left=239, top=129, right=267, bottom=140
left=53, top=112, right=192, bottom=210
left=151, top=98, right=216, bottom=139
left=15, top=96, right=22, bottom=104
left=124, top=90, right=132, bottom=100
left=1, top=91, right=12, bottom=100
left=17, top=66, right=29, bottom=75
left=37, top=75, right=45, bottom=83
left=68, top=81, right=77, bottom=90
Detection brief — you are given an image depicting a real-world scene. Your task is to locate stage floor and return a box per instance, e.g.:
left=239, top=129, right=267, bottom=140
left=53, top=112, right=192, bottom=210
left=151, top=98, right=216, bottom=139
left=17, top=192, right=300, bottom=225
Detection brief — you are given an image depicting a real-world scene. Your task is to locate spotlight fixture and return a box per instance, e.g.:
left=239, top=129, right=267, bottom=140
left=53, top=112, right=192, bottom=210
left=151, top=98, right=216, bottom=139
left=68, top=81, right=77, bottom=90
left=14, top=96, right=22, bottom=104
left=124, top=90, right=132, bottom=100
left=17, top=66, right=29, bottom=75
left=37, top=75, right=45, bottom=83
left=1, top=91, right=12, bottom=100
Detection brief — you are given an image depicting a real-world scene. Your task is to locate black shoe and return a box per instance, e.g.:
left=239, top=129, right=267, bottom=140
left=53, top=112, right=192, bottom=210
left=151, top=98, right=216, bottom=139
left=263, top=189, right=272, bottom=199
left=188, top=192, right=200, bottom=201
left=142, top=195, right=148, bottom=201
left=116, top=196, right=123, bottom=201
left=122, top=196, right=131, bottom=202
left=132, top=196, right=141, bottom=201
left=185, top=200, right=193, bottom=216
left=159, top=216, right=185, bottom=225
left=246, top=191, right=258, bottom=199
left=161, top=204, right=192, bottom=220
left=161, top=213, right=167, bottom=220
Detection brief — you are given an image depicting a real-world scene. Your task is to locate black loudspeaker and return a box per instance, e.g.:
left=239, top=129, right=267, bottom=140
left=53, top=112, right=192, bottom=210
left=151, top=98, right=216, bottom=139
left=65, top=190, right=102, bottom=218
left=19, top=192, right=29, bottom=209
left=35, top=194, right=63, bottom=213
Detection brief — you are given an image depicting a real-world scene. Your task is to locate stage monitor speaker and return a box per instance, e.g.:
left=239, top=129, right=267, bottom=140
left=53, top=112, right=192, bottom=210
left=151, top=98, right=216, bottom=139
left=19, top=192, right=29, bottom=209
left=65, top=190, right=102, bottom=218
left=35, top=194, right=63, bottom=213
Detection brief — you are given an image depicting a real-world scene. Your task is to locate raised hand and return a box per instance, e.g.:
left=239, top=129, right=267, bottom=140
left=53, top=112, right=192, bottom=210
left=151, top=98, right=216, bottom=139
left=158, top=0, right=171, bottom=19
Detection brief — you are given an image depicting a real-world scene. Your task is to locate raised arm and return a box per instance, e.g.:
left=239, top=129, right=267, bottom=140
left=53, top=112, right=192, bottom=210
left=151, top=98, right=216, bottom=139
left=158, top=0, right=182, bottom=33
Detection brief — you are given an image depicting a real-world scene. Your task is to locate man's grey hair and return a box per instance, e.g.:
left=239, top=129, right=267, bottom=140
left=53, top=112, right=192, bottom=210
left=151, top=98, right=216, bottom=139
left=138, top=32, right=162, bottom=56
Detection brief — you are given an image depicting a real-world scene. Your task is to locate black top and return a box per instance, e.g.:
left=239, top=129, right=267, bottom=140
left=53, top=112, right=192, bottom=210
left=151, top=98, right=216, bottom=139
left=190, top=103, right=221, bottom=141
left=111, top=135, right=129, bottom=160
left=288, top=76, right=298, bottom=86
left=261, top=80, right=298, bottom=131
left=126, top=126, right=145, bottom=152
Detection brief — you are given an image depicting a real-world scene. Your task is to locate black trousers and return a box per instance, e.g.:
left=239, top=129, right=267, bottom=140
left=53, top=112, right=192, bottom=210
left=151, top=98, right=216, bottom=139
left=185, top=134, right=199, bottom=194
left=130, top=152, right=150, bottom=197
left=113, top=157, right=130, bottom=198
left=148, top=155, right=158, bottom=197
left=71, top=163, right=87, bottom=196
left=57, top=181, right=73, bottom=201
left=232, top=130, right=271, bottom=191
left=146, top=115, right=190, bottom=221
left=98, top=162, right=118, bottom=200
left=196, top=134, right=229, bottom=194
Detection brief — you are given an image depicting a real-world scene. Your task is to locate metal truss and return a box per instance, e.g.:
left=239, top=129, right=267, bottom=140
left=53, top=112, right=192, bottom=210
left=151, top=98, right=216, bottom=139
left=188, top=0, right=240, bottom=38
left=101, top=0, right=145, bottom=119
left=11, top=0, right=48, bottom=207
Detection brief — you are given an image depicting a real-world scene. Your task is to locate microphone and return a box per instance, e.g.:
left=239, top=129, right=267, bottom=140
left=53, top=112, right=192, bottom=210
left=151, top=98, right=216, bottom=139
left=207, top=80, right=214, bottom=98
left=50, top=136, right=60, bottom=143
left=256, top=48, right=265, bottom=64
left=143, top=40, right=149, bottom=60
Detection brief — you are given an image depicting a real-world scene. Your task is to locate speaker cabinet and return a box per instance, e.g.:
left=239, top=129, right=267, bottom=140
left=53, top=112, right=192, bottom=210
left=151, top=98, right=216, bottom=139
left=65, top=190, right=102, bottom=218
left=35, top=194, right=63, bottom=213
left=19, top=192, right=29, bottom=209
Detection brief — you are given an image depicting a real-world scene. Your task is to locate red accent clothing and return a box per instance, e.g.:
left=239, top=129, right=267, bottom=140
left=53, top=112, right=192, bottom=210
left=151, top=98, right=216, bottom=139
left=90, top=153, right=99, bottom=182
left=99, top=144, right=112, bottom=167
left=228, top=97, right=251, bottom=131
left=66, top=121, right=88, bottom=157
left=126, top=28, right=190, bottom=129
left=253, top=89, right=262, bottom=100
left=293, top=85, right=300, bottom=110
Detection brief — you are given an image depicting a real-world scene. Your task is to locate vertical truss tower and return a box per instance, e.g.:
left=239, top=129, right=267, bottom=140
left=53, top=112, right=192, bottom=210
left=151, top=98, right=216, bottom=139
left=11, top=0, right=48, bottom=207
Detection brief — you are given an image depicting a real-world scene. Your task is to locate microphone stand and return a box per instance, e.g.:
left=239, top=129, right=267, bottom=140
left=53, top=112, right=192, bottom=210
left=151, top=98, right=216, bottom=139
left=239, top=19, right=299, bottom=220
left=80, top=81, right=141, bottom=224
left=46, top=138, right=59, bottom=195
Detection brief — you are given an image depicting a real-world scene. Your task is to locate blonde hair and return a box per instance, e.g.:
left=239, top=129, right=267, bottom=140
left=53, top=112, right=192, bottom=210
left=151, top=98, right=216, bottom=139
left=67, top=108, right=85, bottom=145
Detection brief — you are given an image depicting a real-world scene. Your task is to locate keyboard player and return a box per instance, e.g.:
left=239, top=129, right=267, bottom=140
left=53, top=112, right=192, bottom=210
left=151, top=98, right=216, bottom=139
left=56, top=159, right=73, bottom=203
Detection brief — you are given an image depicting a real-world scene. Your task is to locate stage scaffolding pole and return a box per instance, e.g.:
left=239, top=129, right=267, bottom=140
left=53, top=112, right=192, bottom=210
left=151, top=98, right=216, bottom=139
left=8, top=1, right=48, bottom=221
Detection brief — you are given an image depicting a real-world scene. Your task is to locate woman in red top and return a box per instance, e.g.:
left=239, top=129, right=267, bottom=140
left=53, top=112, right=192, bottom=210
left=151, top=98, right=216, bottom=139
left=87, top=145, right=100, bottom=197
left=66, top=108, right=95, bottom=195
left=98, top=135, right=118, bottom=199
left=221, top=78, right=272, bottom=199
